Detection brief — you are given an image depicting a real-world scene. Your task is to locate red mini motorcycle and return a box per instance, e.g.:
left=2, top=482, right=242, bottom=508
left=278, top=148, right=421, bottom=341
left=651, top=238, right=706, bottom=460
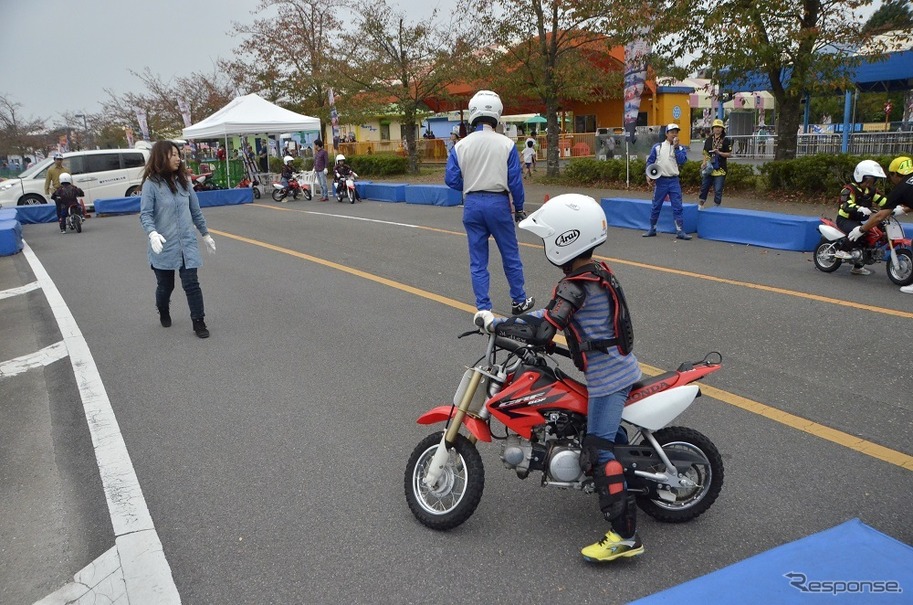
left=814, top=215, right=913, bottom=285
left=404, top=323, right=724, bottom=531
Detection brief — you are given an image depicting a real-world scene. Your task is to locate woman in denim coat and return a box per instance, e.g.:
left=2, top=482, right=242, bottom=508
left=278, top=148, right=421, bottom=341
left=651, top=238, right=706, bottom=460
left=140, top=141, right=216, bottom=338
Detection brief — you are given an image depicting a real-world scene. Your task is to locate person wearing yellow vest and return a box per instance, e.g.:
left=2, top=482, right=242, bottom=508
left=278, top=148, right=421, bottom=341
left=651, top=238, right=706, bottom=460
left=44, top=152, right=67, bottom=196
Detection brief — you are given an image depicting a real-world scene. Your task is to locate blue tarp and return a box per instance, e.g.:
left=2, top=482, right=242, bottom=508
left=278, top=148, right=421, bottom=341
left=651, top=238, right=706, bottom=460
left=0, top=218, right=23, bottom=256
left=633, top=519, right=913, bottom=605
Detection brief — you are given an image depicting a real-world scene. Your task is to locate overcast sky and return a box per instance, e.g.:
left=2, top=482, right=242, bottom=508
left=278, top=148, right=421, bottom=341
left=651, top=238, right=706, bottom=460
left=0, top=0, right=451, bottom=126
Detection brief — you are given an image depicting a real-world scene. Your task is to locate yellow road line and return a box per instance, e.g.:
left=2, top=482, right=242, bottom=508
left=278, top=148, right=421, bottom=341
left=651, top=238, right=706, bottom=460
left=211, top=226, right=913, bottom=471
left=247, top=202, right=913, bottom=320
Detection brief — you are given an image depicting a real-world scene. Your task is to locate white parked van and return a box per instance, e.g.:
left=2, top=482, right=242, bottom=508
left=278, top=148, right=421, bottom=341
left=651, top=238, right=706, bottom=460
left=0, top=147, right=150, bottom=210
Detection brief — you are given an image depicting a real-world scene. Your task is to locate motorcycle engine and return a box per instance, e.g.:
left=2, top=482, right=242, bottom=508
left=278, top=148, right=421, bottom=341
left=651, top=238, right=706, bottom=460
left=499, top=411, right=587, bottom=484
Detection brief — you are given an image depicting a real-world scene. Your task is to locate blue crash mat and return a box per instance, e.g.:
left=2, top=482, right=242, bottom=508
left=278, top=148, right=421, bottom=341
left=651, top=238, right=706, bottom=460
left=697, top=206, right=821, bottom=251
left=601, top=197, right=698, bottom=234
left=633, top=519, right=913, bottom=605
left=15, top=204, right=58, bottom=224
left=0, top=218, right=23, bottom=256
left=405, top=185, right=462, bottom=207
left=361, top=182, right=407, bottom=203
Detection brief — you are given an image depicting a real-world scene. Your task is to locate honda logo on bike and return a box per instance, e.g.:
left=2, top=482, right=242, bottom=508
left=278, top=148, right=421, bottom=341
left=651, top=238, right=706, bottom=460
left=555, top=230, right=580, bottom=247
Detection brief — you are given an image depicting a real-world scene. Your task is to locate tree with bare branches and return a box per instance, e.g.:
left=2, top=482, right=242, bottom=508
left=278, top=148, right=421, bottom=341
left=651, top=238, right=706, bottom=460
left=0, top=94, right=52, bottom=159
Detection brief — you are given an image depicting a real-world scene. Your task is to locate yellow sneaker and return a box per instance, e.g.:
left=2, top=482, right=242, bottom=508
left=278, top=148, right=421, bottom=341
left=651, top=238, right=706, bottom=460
left=581, top=531, right=644, bottom=562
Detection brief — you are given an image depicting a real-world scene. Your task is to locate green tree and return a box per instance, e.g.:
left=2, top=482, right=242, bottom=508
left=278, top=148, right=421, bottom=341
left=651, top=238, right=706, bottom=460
left=468, top=0, right=634, bottom=177
left=664, top=0, right=881, bottom=159
left=337, top=0, right=475, bottom=173
left=863, top=0, right=913, bottom=34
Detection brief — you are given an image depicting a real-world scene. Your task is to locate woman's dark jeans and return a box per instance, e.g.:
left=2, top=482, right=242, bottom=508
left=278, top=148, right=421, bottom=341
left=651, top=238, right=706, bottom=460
left=153, top=266, right=204, bottom=320
left=699, top=174, right=726, bottom=206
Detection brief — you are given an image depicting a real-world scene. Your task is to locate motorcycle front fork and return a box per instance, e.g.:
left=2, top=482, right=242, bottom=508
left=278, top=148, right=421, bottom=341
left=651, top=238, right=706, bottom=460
left=422, top=370, right=484, bottom=487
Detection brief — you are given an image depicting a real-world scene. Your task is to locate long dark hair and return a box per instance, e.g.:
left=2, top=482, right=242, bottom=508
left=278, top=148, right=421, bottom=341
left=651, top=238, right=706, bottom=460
left=142, top=140, right=188, bottom=194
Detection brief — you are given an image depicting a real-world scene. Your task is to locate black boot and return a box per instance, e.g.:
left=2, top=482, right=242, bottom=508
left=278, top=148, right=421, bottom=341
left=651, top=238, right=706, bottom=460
left=158, top=306, right=172, bottom=328
left=192, top=318, right=209, bottom=338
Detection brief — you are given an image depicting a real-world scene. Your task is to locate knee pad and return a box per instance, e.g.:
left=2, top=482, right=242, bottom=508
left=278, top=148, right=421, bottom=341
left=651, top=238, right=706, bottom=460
left=594, top=459, right=627, bottom=523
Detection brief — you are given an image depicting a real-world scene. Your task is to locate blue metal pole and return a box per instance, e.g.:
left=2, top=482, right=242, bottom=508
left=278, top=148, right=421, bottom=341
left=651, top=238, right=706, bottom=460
left=841, top=90, right=852, bottom=153
left=803, top=93, right=811, bottom=134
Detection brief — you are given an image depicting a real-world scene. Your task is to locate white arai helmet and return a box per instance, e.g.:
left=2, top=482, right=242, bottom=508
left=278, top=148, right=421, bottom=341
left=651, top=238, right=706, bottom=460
left=518, top=194, right=607, bottom=267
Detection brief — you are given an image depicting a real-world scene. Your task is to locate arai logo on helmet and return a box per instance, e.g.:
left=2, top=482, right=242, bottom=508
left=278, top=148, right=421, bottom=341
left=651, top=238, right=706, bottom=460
left=555, top=229, right=580, bottom=247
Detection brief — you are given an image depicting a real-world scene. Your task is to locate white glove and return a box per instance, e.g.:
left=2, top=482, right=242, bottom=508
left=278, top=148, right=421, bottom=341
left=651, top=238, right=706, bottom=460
left=857, top=207, right=872, bottom=217
left=894, top=205, right=907, bottom=216
left=848, top=226, right=865, bottom=241
left=473, top=310, right=495, bottom=333
left=149, top=231, right=166, bottom=254
left=203, top=234, right=216, bottom=254
left=323, top=168, right=328, bottom=175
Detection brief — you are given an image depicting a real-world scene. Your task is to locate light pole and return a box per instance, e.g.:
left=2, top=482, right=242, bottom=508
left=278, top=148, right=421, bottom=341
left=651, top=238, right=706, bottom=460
left=74, top=113, right=90, bottom=149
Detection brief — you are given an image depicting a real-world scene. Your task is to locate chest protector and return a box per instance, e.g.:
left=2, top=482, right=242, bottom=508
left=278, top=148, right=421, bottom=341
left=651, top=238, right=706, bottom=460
left=545, top=261, right=634, bottom=371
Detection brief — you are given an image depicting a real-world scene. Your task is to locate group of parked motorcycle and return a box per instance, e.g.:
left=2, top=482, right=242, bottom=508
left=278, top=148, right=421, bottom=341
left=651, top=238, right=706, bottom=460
left=271, top=170, right=359, bottom=204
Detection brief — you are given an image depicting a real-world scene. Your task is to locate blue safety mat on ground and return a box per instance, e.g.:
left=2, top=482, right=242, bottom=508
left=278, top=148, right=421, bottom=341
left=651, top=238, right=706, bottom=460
left=94, top=197, right=140, bottom=215
left=632, top=519, right=912, bottom=605
left=0, top=218, right=23, bottom=256
left=601, top=198, right=698, bottom=234
left=197, top=188, right=253, bottom=207
left=362, top=182, right=407, bottom=203
left=15, top=204, right=58, bottom=224
left=405, top=185, right=462, bottom=207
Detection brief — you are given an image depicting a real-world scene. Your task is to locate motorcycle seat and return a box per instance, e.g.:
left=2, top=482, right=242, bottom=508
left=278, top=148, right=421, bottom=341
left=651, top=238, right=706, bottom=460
left=628, top=371, right=678, bottom=394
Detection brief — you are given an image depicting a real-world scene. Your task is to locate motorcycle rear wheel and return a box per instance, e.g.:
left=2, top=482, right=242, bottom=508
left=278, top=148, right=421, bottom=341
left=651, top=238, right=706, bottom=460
left=404, top=431, right=485, bottom=531
left=75, top=216, right=82, bottom=233
left=886, top=248, right=913, bottom=286
left=271, top=189, right=286, bottom=202
left=813, top=239, right=842, bottom=273
left=636, top=426, right=723, bottom=523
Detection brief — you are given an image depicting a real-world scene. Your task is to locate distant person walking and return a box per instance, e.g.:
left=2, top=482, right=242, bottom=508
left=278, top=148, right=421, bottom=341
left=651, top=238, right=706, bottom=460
left=139, top=141, right=216, bottom=338
left=445, top=89, right=534, bottom=315
left=44, top=152, right=67, bottom=197
left=698, top=119, right=733, bottom=209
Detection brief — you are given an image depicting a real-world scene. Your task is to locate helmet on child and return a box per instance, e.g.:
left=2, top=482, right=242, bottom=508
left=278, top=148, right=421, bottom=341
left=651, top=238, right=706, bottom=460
left=284, top=155, right=294, bottom=164
left=468, top=90, right=503, bottom=127
left=853, top=159, right=886, bottom=183
left=518, top=194, right=607, bottom=267
left=888, top=156, right=913, bottom=176
left=335, top=154, right=345, bottom=163
left=59, top=173, right=72, bottom=184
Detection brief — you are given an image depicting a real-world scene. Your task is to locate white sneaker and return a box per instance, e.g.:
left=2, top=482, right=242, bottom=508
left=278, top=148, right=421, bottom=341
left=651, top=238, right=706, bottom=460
left=850, top=266, right=872, bottom=275
left=834, top=250, right=852, bottom=260
left=900, top=284, right=913, bottom=294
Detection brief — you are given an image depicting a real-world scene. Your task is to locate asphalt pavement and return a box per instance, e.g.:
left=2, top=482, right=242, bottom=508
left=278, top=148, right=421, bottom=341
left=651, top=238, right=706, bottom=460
left=2, top=178, right=912, bottom=604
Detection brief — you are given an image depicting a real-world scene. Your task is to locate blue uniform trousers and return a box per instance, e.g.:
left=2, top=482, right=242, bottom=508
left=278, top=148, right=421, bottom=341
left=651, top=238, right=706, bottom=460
left=462, top=192, right=527, bottom=311
left=650, top=176, right=684, bottom=225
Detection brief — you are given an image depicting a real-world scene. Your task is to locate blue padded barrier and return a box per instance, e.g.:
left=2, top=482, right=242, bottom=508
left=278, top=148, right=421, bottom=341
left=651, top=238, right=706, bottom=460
left=0, top=218, right=23, bottom=256
left=197, top=188, right=253, bottom=207
left=354, top=181, right=372, bottom=198
left=0, top=208, right=17, bottom=221
left=16, top=204, right=58, bottom=224
left=697, top=207, right=821, bottom=252
left=94, top=197, right=140, bottom=215
left=600, top=197, right=698, bottom=234
left=404, top=185, right=462, bottom=207
left=361, top=182, right=407, bottom=203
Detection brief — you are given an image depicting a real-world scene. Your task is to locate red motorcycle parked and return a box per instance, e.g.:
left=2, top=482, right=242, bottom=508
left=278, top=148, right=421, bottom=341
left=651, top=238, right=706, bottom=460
left=813, top=215, right=913, bottom=286
left=404, top=321, right=724, bottom=531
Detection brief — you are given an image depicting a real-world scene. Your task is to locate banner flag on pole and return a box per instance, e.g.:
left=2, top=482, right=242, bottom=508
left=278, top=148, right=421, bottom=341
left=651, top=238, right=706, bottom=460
left=623, top=27, right=651, bottom=144
left=135, top=109, right=150, bottom=141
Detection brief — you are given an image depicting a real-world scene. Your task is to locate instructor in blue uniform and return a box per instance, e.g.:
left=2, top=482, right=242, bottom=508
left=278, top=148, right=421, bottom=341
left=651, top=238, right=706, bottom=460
left=644, top=123, right=691, bottom=240
left=445, top=90, right=534, bottom=315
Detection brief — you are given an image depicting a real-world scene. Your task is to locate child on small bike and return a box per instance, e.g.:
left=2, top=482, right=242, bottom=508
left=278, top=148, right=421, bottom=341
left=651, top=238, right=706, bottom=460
left=51, top=173, right=85, bottom=233
left=333, top=154, right=359, bottom=201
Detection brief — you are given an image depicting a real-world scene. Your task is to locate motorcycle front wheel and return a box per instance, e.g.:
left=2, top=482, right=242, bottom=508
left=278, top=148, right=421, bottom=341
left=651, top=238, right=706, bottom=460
left=303, top=189, right=312, bottom=201
left=636, top=426, right=724, bottom=523
left=813, top=239, right=842, bottom=273
left=404, top=431, right=485, bottom=531
left=886, top=248, right=913, bottom=286
left=271, top=189, right=286, bottom=202
left=74, top=216, right=82, bottom=233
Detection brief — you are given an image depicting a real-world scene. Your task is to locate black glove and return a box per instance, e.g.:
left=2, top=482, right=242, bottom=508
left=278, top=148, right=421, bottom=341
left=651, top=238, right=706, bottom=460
left=514, top=210, right=527, bottom=223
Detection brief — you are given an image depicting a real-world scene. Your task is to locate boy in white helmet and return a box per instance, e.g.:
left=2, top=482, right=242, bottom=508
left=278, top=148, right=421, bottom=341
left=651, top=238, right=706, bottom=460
left=51, top=173, right=85, bottom=233
left=446, top=89, right=533, bottom=315
left=474, top=194, right=644, bottom=562
left=833, top=159, right=887, bottom=275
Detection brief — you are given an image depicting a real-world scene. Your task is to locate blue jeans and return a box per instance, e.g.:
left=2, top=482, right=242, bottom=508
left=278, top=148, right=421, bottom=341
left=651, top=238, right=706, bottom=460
left=699, top=174, right=726, bottom=206
left=153, top=265, right=204, bottom=320
left=462, top=192, right=527, bottom=310
left=650, top=177, right=684, bottom=224
left=588, top=386, right=632, bottom=464
left=316, top=171, right=328, bottom=198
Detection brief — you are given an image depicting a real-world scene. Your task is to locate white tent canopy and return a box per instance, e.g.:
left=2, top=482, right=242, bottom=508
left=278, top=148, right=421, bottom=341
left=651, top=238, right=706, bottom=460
left=181, top=93, right=320, bottom=139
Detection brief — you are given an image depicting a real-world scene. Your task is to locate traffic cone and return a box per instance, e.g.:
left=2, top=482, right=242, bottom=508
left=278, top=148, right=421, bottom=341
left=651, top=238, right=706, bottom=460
left=544, top=193, right=550, bottom=203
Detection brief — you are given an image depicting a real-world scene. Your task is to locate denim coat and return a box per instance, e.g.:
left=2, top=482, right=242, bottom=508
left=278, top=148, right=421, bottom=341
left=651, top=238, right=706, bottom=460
left=139, top=178, right=209, bottom=270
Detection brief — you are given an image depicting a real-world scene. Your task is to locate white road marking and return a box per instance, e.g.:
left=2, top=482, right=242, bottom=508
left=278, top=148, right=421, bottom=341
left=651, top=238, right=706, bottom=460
left=0, top=280, right=40, bottom=300
left=22, top=240, right=181, bottom=604
left=0, top=341, right=68, bottom=378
